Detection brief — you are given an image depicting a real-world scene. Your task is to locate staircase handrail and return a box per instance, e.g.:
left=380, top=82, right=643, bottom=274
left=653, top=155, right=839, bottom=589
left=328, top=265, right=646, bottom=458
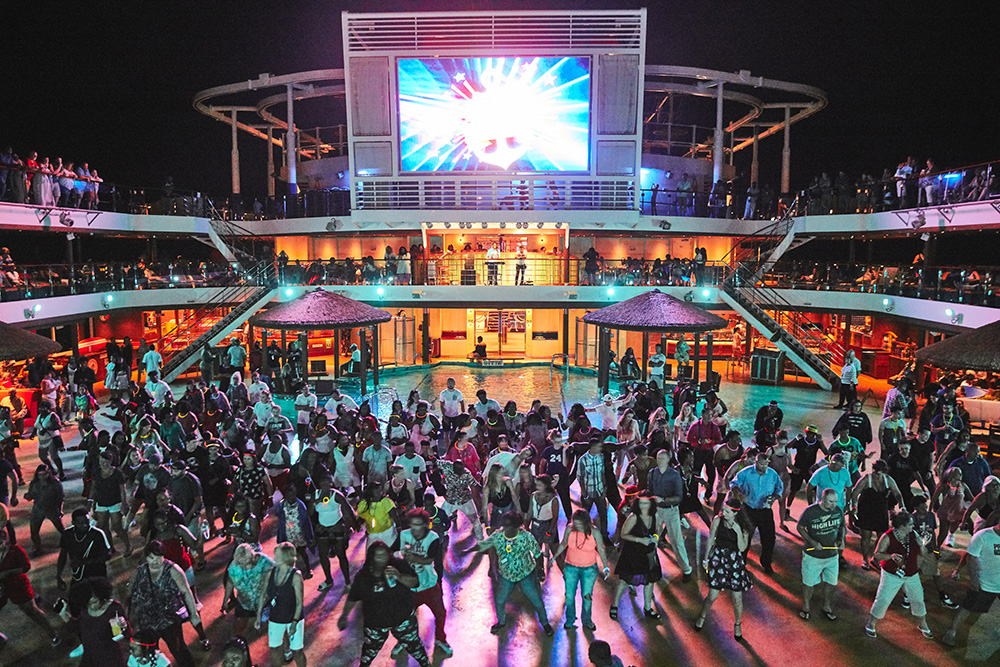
left=157, top=261, right=275, bottom=361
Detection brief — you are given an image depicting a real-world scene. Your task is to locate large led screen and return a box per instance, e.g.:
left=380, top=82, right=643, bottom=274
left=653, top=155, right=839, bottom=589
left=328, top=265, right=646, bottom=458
left=398, top=56, right=591, bottom=173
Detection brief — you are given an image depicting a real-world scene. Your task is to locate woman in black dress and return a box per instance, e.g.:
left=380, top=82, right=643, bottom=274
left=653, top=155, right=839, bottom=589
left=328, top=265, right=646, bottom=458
left=696, top=497, right=752, bottom=640
left=851, top=460, right=904, bottom=570
left=610, top=495, right=662, bottom=622
left=677, top=449, right=713, bottom=529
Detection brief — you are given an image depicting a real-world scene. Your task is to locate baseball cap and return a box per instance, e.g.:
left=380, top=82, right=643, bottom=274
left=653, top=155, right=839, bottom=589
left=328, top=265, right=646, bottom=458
left=804, top=425, right=819, bottom=434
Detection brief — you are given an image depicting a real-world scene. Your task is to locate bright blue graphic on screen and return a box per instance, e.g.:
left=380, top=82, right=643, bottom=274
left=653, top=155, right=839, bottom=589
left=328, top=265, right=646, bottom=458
left=398, top=57, right=591, bottom=173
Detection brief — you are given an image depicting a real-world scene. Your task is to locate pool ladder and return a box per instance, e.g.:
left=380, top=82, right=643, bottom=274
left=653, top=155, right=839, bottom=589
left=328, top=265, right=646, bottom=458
left=550, top=353, right=570, bottom=384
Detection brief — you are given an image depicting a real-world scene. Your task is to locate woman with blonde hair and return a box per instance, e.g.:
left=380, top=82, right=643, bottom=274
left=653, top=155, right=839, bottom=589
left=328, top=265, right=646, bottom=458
left=256, top=542, right=306, bottom=666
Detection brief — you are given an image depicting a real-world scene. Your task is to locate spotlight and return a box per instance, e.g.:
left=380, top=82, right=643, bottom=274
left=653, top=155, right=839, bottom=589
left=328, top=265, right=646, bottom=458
left=500, top=222, right=506, bottom=229
left=683, top=291, right=694, bottom=303
left=444, top=222, right=451, bottom=228
left=555, top=222, right=562, bottom=229
left=105, top=294, right=114, bottom=302
left=481, top=222, right=488, bottom=229
left=945, top=308, right=954, bottom=317
left=427, top=223, right=434, bottom=229
left=882, top=297, right=894, bottom=313
left=284, top=288, right=294, bottom=297
left=23, top=308, right=34, bottom=320
left=701, top=289, right=711, bottom=298
left=537, top=222, right=544, bottom=229
left=32, top=304, right=41, bottom=312
left=606, top=288, right=615, bottom=297
left=376, top=287, right=385, bottom=296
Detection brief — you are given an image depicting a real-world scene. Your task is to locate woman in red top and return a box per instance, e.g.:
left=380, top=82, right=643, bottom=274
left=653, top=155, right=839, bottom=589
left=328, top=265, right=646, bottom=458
left=0, top=528, right=60, bottom=646
left=865, top=510, right=934, bottom=639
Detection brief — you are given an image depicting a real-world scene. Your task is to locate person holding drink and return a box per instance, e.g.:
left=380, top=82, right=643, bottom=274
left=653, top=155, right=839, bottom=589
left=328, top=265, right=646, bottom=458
left=864, top=510, right=935, bottom=639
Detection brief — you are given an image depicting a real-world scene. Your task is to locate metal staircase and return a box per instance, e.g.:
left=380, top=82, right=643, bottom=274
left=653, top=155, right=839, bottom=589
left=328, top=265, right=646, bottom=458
left=159, top=261, right=276, bottom=382
left=718, top=204, right=842, bottom=390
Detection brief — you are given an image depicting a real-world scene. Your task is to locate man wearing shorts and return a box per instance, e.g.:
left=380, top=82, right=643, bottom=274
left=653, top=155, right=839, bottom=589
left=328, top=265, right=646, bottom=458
left=943, top=523, right=1000, bottom=646
left=797, top=488, right=845, bottom=620
left=438, top=378, right=465, bottom=436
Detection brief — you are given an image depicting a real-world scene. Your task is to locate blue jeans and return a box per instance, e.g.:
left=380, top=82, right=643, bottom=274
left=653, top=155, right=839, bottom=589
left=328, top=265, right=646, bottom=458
left=563, top=564, right=599, bottom=625
left=494, top=573, right=548, bottom=626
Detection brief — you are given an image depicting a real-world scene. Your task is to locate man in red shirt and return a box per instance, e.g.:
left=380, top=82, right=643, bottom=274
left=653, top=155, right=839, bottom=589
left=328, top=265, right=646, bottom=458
left=686, top=407, right=723, bottom=502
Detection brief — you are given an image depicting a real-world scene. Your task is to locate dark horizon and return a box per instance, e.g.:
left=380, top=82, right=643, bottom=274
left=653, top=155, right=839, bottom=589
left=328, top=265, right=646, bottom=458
left=4, top=1, right=994, bottom=199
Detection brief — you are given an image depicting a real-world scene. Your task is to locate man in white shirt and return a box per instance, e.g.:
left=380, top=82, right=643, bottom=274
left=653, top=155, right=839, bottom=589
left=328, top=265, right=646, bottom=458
left=147, top=371, right=174, bottom=409
left=649, top=344, right=667, bottom=384
left=227, top=338, right=248, bottom=373
left=835, top=349, right=862, bottom=409
left=592, top=393, right=627, bottom=432
left=142, top=343, right=163, bottom=378
left=252, top=390, right=274, bottom=440
left=472, top=389, right=500, bottom=416
left=438, top=378, right=465, bottom=433
left=943, top=524, right=1000, bottom=647
left=483, top=445, right=531, bottom=482
left=394, top=441, right=427, bottom=492
left=323, top=387, right=359, bottom=416
left=294, top=383, right=317, bottom=443
left=247, top=371, right=269, bottom=405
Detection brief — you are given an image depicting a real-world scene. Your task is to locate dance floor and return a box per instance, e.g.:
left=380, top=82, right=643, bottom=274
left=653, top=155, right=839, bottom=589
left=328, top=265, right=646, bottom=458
left=2, top=365, right=998, bottom=665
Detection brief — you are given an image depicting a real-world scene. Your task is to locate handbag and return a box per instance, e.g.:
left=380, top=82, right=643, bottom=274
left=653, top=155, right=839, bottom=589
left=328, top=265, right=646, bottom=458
left=260, top=569, right=277, bottom=623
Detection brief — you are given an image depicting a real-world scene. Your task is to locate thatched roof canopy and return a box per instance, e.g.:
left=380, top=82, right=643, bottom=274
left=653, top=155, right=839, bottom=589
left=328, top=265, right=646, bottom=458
left=916, top=319, right=1000, bottom=372
left=582, top=289, right=727, bottom=333
left=250, top=288, right=391, bottom=330
left=0, top=321, right=62, bottom=361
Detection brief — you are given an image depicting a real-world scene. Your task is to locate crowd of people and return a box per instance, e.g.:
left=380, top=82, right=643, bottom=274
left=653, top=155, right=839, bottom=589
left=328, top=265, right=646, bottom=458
left=0, top=147, right=102, bottom=209
left=1, top=346, right=999, bottom=665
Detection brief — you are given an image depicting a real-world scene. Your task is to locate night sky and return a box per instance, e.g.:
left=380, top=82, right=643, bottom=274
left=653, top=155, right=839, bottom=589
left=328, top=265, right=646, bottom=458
left=4, top=1, right=994, bottom=199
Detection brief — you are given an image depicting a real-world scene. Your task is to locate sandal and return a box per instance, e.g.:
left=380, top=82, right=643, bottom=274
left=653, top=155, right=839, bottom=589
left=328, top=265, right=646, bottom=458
left=318, top=580, right=334, bottom=592
left=609, top=606, right=619, bottom=621
left=822, top=609, right=837, bottom=621
left=919, top=626, right=933, bottom=639
left=865, top=625, right=877, bottom=638
left=734, top=621, right=743, bottom=641
left=798, top=609, right=810, bottom=620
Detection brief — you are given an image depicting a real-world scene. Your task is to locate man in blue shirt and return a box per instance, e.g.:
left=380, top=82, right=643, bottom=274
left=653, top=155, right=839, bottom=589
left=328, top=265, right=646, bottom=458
left=806, top=453, right=853, bottom=509
left=947, top=446, right=991, bottom=496
left=647, top=450, right=692, bottom=581
left=730, top=450, right=784, bottom=574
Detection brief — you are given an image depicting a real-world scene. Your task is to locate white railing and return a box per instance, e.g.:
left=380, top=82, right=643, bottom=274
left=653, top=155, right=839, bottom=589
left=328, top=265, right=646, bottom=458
left=354, top=178, right=635, bottom=211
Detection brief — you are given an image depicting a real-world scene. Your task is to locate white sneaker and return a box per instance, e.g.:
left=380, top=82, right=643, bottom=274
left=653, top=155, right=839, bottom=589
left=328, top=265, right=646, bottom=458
left=436, top=639, right=454, bottom=656
left=944, top=533, right=955, bottom=547
left=391, top=643, right=406, bottom=657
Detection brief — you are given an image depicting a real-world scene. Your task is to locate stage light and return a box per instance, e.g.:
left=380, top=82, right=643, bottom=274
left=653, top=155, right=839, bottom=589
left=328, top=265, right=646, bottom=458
left=537, top=222, right=544, bottom=229
left=606, top=288, right=614, bottom=297
left=284, top=288, right=294, bottom=297
left=945, top=308, right=954, bottom=317
left=883, top=297, right=894, bottom=313
left=444, top=222, right=451, bottom=228
left=376, top=287, right=385, bottom=297
left=23, top=308, right=34, bottom=320
left=683, top=291, right=694, bottom=303
left=500, top=222, right=506, bottom=229
left=701, top=289, right=711, bottom=298
left=481, top=222, right=488, bottom=229
left=105, top=294, right=114, bottom=302
left=555, top=222, right=562, bottom=229
left=32, top=304, right=41, bottom=312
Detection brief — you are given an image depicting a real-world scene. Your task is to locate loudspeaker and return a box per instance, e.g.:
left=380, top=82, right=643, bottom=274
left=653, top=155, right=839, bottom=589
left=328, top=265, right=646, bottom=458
left=310, top=360, right=327, bottom=374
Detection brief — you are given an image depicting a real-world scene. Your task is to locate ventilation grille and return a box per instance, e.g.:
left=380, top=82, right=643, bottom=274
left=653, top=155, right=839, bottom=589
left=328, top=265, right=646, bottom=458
left=345, top=11, right=644, bottom=52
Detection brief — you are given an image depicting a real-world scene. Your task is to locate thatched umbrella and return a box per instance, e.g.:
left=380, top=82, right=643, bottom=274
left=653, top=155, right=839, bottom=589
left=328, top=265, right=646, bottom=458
left=583, top=290, right=727, bottom=394
left=250, top=289, right=391, bottom=394
left=916, top=319, right=1000, bottom=372
left=0, top=321, right=62, bottom=362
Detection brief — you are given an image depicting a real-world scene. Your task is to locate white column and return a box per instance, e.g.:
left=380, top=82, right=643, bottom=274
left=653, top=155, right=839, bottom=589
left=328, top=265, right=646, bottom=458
left=286, top=84, right=298, bottom=195
left=713, top=81, right=725, bottom=184
left=781, top=105, right=791, bottom=194
left=230, top=109, right=240, bottom=195
left=266, top=126, right=275, bottom=198
left=750, top=124, right=759, bottom=185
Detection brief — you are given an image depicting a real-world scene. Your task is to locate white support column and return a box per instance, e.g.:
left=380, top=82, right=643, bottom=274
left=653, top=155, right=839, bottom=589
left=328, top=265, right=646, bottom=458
left=230, top=109, right=240, bottom=195
left=286, top=84, right=298, bottom=195
left=713, top=81, right=725, bottom=184
left=781, top=105, right=791, bottom=194
left=266, top=126, right=275, bottom=198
